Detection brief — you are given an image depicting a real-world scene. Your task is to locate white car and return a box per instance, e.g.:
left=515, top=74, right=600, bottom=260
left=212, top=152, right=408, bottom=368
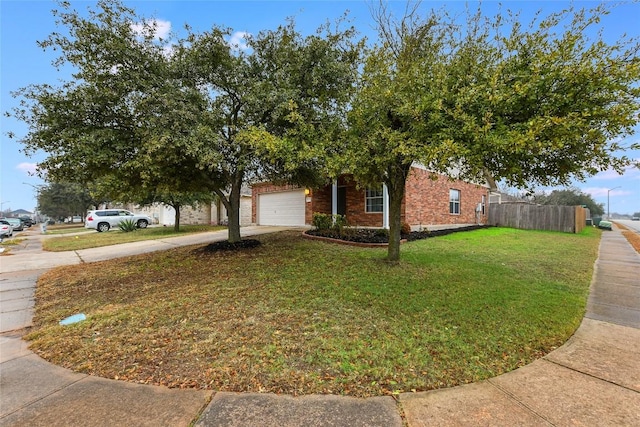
left=0, top=220, right=13, bottom=238
left=85, top=209, right=153, bottom=232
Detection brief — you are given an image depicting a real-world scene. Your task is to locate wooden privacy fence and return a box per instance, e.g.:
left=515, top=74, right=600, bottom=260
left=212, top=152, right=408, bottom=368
left=488, top=204, right=587, bottom=233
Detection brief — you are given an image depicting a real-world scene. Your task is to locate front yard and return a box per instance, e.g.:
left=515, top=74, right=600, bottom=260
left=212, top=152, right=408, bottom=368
left=26, top=227, right=600, bottom=397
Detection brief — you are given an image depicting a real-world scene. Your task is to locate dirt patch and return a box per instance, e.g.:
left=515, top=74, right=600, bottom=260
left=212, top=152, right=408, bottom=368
left=615, top=223, right=640, bottom=253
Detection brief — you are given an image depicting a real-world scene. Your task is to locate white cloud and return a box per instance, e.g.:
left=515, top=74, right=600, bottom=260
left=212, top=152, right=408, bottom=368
left=590, top=161, right=640, bottom=181
left=16, top=162, right=37, bottom=175
left=227, top=31, right=250, bottom=51
left=131, top=19, right=172, bottom=40
left=593, top=169, right=624, bottom=180
left=583, top=187, right=631, bottom=198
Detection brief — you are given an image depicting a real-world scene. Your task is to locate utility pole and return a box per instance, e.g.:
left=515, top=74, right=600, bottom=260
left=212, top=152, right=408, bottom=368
left=0, top=201, right=10, bottom=215
left=607, top=186, right=621, bottom=219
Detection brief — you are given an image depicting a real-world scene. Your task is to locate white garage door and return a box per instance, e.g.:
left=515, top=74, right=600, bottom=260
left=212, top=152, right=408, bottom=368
left=258, top=190, right=306, bottom=226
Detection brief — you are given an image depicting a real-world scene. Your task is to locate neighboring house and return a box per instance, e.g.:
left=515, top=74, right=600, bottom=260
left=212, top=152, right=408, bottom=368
left=10, top=209, right=33, bottom=217
left=252, top=164, right=490, bottom=229
left=134, top=186, right=253, bottom=227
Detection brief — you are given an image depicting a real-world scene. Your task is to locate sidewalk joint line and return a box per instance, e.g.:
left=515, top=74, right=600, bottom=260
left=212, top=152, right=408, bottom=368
left=0, top=374, right=89, bottom=420
left=74, top=250, right=86, bottom=264
left=487, top=379, right=557, bottom=426
left=542, top=358, right=640, bottom=395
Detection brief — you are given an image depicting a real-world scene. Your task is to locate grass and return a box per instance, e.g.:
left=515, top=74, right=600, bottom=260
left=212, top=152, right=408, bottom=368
left=44, top=225, right=87, bottom=235
left=26, top=227, right=601, bottom=397
left=42, top=225, right=226, bottom=251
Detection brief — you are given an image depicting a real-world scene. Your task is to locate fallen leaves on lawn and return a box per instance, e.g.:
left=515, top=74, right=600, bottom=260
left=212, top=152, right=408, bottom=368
left=25, top=230, right=597, bottom=397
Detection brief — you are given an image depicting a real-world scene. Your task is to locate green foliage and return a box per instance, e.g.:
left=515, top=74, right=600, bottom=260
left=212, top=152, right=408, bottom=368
left=343, top=2, right=640, bottom=262
left=332, top=214, right=349, bottom=233
left=530, top=187, right=605, bottom=216
left=38, top=182, right=96, bottom=220
left=312, top=213, right=333, bottom=230
left=312, top=213, right=349, bottom=234
left=118, top=219, right=137, bottom=233
left=374, top=228, right=389, bottom=238
left=9, top=0, right=362, bottom=245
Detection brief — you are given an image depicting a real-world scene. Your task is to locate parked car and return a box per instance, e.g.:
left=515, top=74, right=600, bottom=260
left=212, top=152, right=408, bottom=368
left=632, top=217, right=639, bottom=221
left=1, top=218, right=23, bottom=232
left=19, top=217, right=33, bottom=227
left=85, top=209, right=153, bottom=232
left=0, top=220, right=13, bottom=238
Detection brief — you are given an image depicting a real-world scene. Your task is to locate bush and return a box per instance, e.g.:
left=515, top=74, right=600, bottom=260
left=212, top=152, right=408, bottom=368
left=332, top=214, right=348, bottom=234
left=312, top=213, right=333, bottom=231
left=375, top=228, right=389, bottom=238
left=118, top=219, right=138, bottom=232
left=401, top=222, right=411, bottom=234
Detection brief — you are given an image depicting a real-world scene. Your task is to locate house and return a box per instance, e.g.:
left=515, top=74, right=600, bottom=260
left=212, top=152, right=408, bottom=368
left=252, top=164, right=489, bottom=229
left=128, top=186, right=253, bottom=227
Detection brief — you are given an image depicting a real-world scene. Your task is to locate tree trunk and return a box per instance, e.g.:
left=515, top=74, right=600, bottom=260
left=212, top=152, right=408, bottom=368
left=173, top=204, right=181, bottom=232
left=386, top=186, right=404, bottom=263
left=385, top=164, right=411, bottom=263
left=227, top=181, right=242, bottom=243
left=214, top=171, right=244, bottom=243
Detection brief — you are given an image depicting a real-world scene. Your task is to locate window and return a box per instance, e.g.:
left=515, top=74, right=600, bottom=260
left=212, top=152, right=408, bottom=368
left=365, top=188, right=384, bottom=213
left=481, top=195, right=486, bottom=215
left=449, top=189, right=460, bottom=214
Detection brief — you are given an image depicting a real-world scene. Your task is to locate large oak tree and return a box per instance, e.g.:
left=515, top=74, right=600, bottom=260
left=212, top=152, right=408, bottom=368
left=345, top=2, right=640, bottom=262
left=9, top=0, right=362, bottom=242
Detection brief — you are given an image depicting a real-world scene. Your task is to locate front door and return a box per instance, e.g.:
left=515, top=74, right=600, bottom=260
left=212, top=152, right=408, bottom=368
left=337, top=187, right=347, bottom=216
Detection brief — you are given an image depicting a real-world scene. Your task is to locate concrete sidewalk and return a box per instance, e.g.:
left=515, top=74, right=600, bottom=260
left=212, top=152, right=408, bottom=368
left=1, top=226, right=639, bottom=426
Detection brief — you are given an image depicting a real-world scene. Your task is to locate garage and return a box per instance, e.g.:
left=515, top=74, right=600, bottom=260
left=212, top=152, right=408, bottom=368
left=258, top=190, right=306, bottom=226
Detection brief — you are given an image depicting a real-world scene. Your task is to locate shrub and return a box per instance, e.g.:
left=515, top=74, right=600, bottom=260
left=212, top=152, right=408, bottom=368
left=332, top=214, right=349, bottom=234
left=312, top=213, right=333, bottom=231
left=118, top=219, right=138, bottom=232
left=375, top=228, right=389, bottom=238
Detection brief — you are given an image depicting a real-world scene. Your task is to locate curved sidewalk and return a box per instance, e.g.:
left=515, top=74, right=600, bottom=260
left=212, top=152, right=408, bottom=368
left=1, top=227, right=639, bottom=426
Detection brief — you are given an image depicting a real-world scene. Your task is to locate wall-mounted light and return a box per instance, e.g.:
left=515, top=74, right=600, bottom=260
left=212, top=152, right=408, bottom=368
left=304, top=188, right=310, bottom=195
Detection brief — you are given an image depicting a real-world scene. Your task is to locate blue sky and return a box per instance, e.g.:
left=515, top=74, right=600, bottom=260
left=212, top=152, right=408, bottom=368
left=2, top=1, right=639, bottom=215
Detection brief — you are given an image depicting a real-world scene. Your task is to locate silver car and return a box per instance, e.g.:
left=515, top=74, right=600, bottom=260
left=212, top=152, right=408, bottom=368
left=0, top=220, right=13, bottom=238
left=84, top=209, right=153, bottom=232
left=4, top=218, right=24, bottom=232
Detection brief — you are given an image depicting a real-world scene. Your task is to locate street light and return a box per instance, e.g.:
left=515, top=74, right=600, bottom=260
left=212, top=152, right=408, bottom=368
left=607, top=186, right=621, bottom=220
left=0, top=201, right=10, bottom=214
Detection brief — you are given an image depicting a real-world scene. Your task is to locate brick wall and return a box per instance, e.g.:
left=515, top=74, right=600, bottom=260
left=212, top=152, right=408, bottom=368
left=309, top=186, right=331, bottom=224
left=180, top=204, right=213, bottom=225
left=404, top=167, right=489, bottom=226
left=309, top=176, right=384, bottom=227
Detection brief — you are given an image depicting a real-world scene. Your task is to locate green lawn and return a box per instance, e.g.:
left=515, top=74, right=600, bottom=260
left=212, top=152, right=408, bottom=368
left=42, top=225, right=226, bottom=251
left=27, top=227, right=601, bottom=397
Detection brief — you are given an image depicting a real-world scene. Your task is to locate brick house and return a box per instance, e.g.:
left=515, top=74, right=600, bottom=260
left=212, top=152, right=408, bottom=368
left=252, top=164, right=490, bottom=229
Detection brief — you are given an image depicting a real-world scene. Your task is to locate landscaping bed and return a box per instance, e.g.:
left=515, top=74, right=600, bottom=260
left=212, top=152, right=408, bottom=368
left=305, top=224, right=491, bottom=244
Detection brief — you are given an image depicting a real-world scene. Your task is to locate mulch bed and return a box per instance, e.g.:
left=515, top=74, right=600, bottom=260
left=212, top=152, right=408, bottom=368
left=192, top=225, right=491, bottom=252
left=305, top=224, right=491, bottom=244
left=199, top=238, right=261, bottom=252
